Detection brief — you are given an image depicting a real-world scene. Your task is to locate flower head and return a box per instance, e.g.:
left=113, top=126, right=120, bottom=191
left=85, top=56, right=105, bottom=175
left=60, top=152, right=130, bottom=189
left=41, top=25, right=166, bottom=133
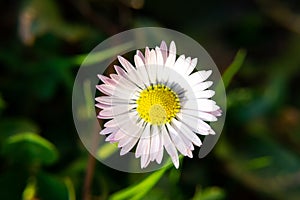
left=96, top=41, right=222, bottom=169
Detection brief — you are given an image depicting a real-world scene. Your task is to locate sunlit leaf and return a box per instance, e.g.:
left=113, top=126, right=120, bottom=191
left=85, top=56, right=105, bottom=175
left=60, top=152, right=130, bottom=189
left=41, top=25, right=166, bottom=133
left=22, top=177, right=37, bottom=200
left=97, top=143, right=118, bottom=160
left=192, top=186, right=225, bottom=200
left=0, top=119, right=39, bottom=144
left=109, top=160, right=173, bottom=200
left=1, top=132, right=59, bottom=165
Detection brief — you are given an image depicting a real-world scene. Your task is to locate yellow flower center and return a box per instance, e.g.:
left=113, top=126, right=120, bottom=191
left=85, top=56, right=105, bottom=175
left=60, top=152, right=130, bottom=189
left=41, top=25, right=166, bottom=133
left=136, top=84, right=181, bottom=125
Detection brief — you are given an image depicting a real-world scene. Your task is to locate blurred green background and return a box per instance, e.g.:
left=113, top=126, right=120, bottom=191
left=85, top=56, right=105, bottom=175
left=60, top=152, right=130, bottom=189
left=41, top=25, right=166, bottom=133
left=1, top=0, right=300, bottom=199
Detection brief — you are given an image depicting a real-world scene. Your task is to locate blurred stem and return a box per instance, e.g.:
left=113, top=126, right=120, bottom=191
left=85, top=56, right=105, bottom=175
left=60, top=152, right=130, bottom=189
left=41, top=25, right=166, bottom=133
left=82, top=79, right=101, bottom=200
left=82, top=122, right=99, bottom=200
left=83, top=153, right=96, bottom=200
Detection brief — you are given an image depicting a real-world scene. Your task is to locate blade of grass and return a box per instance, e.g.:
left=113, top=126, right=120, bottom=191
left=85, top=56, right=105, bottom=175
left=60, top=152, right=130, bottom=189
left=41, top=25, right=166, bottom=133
left=222, top=49, right=247, bottom=88
left=109, top=157, right=182, bottom=200
left=71, top=41, right=134, bottom=66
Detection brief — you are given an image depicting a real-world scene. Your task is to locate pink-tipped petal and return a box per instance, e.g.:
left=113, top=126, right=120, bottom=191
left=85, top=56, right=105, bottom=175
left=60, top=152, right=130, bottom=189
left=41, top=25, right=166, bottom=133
left=160, top=40, right=168, bottom=63
left=117, top=56, right=135, bottom=72
left=136, top=50, right=145, bottom=63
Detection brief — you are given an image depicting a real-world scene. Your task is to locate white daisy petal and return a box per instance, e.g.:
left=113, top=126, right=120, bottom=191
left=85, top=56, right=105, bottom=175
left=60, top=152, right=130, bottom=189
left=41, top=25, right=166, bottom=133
left=171, top=119, right=202, bottom=147
left=155, top=128, right=164, bottom=164
left=149, top=125, right=161, bottom=161
left=97, top=74, right=116, bottom=85
left=117, top=56, right=135, bottom=72
left=105, top=130, right=125, bottom=143
left=185, top=58, right=197, bottom=76
left=103, top=113, right=134, bottom=128
left=95, top=103, right=110, bottom=109
left=210, top=109, right=222, bottom=117
left=160, top=41, right=168, bottom=63
left=115, top=59, right=143, bottom=88
left=155, top=47, right=164, bottom=66
left=166, top=123, right=192, bottom=157
left=165, top=41, right=176, bottom=68
left=181, top=109, right=218, bottom=122
left=114, top=65, right=127, bottom=77
left=136, top=50, right=145, bottom=63
left=194, top=81, right=214, bottom=91
left=176, top=113, right=215, bottom=135
left=119, top=136, right=138, bottom=155
left=96, top=84, right=114, bottom=96
left=144, top=47, right=151, bottom=65
left=182, top=99, right=220, bottom=112
left=99, top=104, right=135, bottom=118
left=100, top=127, right=117, bottom=135
left=136, top=124, right=151, bottom=168
left=134, top=55, right=150, bottom=87
left=110, top=74, right=121, bottom=82
left=193, top=90, right=216, bottom=99
left=147, top=50, right=157, bottom=84
left=182, top=57, right=192, bottom=75
left=188, top=70, right=212, bottom=86
left=135, top=124, right=149, bottom=158
left=162, top=125, right=179, bottom=169
left=179, top=131, right=195, bottom=151
left=155, top=47, right=165, bottom=82
left=95, top=96, right=128, bottom=105
left=173, top=54, right=187, bottom=74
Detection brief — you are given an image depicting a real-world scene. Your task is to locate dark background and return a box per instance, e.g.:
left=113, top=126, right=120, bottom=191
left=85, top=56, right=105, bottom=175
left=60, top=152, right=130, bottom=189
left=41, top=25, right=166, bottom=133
left=0, top=0, right=300, bottom=199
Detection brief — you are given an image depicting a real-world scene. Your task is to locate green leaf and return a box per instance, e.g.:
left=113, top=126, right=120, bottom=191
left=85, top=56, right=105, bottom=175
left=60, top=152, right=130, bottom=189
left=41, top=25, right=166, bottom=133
left=22, top=177, right=37, bottom=200
left=192, top=187, right=225, bottom=200
left=222, top=49, right=247, bottom=88
left=0, top=118, right=39, bottom=144
left=215, top=134, right=300, bottom=199
left=97, top=143, right=118, bottom=160
left=36, top=172, right=70, bottom=200
left=109, top=161, right=173, bottom=200
left=2, top=132, right=59, bottom=165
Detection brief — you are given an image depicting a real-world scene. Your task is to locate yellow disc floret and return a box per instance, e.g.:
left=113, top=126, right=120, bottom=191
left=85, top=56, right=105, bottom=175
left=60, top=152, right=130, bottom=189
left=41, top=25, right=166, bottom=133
left=136, top=84, right=181, bottom=125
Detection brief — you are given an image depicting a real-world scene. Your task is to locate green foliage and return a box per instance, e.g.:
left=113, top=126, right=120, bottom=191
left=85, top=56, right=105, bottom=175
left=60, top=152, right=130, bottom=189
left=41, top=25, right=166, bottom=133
left=2, top=132, right=59, bottom=165
left=222, top=49, right=247, bottom=88
left=109, top=161, right=171, bottom=200
left=192, top=187, right=225, bottom=200
left=35, top=172, right=71, bottom=200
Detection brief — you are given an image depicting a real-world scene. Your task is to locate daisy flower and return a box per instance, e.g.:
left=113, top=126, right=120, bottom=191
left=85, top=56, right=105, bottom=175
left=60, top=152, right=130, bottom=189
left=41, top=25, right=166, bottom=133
left=96, top=41, right=222, bottom=169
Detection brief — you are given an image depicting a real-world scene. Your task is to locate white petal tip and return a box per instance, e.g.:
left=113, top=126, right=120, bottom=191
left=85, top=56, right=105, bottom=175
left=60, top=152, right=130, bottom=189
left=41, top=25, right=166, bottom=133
left=207, top=70, right=212, bottom=76
left=209, top=129, right=216, bottom=135
left=187, top=151, right=193, bottom=158
left=172, top=158, right=179, bottom=169
left=120, top=149, right=127, bottom=156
